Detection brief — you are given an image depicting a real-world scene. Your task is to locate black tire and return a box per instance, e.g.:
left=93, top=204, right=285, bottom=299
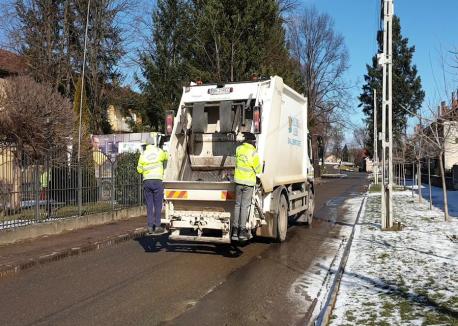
left=277, top=195, right=288, bottom=242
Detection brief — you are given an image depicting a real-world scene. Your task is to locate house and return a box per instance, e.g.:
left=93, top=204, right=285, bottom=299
left=416, top=94, right=458, bottom=189
left=0, top=49, right=27, bottom=79
left=107, top=105, right=141, bottom=133
left=426, top=96, right=458, bottom=171
left=106, top=86, right=143, bottom=133
left=0, top=49, right=28, bottom=212
left=438, top=96, right=458, bottom=170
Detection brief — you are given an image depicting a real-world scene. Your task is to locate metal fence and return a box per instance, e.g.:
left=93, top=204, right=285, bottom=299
left=0, top=145, right=143, bottom=230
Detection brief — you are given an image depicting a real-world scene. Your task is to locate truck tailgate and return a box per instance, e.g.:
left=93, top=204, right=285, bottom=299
left=164, top=181, right=235, bottom=201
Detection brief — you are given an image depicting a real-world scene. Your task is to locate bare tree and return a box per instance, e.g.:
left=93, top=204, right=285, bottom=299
left=408, top=123, right=426, bottom=204
left=353, top=127, right=369, bottom=150
left=287, top=6, right=350, bottom=129
left=329, top=127, right=344, bottom=160
left=0, top=76, right=74, bottom=158
left=418, top=102, right=457, bottom=222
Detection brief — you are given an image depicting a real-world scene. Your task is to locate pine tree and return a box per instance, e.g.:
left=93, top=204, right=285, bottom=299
left=14, top=0, right=69, bottom=92
left=71, top=0, right=125, bottom=134
left=342, top=144, right=349, bottom=162
left=138, top=0, right=192, bottom=130
left=139, top=0, right=301, bottom=130
left=359, top=16, right=424, bottom=155
left=189, top=0, right=298, bottom=85
left=13, top=0, right=126, bottom=134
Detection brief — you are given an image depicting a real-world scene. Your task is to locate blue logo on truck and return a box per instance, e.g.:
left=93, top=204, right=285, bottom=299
left=288, top=116, right=302, bottom=146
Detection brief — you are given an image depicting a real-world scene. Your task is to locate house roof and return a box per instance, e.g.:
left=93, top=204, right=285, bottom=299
left=0, top=49, right=27, bottom=77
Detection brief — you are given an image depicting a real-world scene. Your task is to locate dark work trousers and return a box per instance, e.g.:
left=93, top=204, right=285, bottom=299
left=143, top=179, right=164, bottom=228
left=233, top=184, right=254, bottom=230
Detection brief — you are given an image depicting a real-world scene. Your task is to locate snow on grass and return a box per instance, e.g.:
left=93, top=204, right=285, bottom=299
left=330, top=191, right=458, bottom=326
left=288, top=196, right=365, bottom=322
left=0, top=217, right=62, bottom=230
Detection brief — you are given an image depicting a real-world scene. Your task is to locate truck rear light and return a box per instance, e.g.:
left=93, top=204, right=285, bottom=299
left=221, top=191, right=235, bottom=200
left=165, top=110, right=174, bottom=135
left=253, top=106, right=261, bottom=134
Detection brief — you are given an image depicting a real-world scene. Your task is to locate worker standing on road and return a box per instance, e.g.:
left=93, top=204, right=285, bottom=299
left=232, top=133, right=262, bottom=242
left=137, top=133, right=168, bottom=235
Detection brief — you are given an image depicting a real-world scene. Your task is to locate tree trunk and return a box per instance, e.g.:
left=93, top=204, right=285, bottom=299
left=438, top=152, right=449, bottom=221
left=417, top=160, right=422, bottom=203
left=412, top=162, right=415, bottom=197
left=402, top=162, right=406, bottom=190
left=428, top=157, right=432, bottom=210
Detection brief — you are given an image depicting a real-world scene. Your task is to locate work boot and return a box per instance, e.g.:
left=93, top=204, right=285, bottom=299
left=153, top=226, right=166, bottom=235
left=231, top=227, right=239, bottom=241
left=238, top=228, right=249, bottom=241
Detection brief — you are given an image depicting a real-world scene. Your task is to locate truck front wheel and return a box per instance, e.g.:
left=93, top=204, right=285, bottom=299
left=277, top=195, right=288, bottom=242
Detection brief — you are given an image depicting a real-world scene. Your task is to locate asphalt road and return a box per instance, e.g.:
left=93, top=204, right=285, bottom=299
left=0, top=173, right=368, bottom=326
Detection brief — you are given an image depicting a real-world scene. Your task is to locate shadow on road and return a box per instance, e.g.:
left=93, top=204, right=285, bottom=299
left=134, top=235, right=244, bottom=258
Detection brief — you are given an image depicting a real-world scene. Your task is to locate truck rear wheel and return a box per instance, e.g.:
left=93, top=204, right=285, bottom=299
left=277, top=195, right=288, bottom=242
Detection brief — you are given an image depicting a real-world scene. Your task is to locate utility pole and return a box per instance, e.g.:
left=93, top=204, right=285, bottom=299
left=378, top=0, right=394, bottom=229
left=77, top=0, right=91, bottom=217
left=373, top=89, right=378, bottom=185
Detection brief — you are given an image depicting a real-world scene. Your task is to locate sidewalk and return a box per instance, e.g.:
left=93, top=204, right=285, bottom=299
left=0, top=216, right=147, bottom=279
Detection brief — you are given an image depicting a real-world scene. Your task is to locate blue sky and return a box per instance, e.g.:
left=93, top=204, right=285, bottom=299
left=300, top=0, right=458, bottom=135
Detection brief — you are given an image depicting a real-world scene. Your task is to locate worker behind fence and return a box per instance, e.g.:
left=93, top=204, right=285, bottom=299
left=232, top=133, right=262, bottom=242
left=137, top=133, right=168, bottom=235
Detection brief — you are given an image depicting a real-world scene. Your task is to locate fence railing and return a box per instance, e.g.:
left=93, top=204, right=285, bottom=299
left=0, top=145, right=143, bottom=230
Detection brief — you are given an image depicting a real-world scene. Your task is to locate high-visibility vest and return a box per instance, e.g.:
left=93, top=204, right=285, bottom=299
left=234, top=143, right=262, bottom=186
left=93, top=150, right=107, bottom=166
left=40, top=171, right=50, bottom=188
left=137, top=145, right=168, bottom=180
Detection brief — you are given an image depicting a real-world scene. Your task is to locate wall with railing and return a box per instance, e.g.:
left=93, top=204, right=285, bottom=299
left=0, top=145, right=143, bottom=230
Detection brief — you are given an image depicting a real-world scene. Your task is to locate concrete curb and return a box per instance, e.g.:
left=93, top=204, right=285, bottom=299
left=0, top=205, right=147, bottom=246
left=0, top=226, right=148, bottom=280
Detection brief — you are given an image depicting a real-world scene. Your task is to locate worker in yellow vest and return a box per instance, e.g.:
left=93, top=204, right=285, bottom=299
left=232, top=133, right=262, bottom=241
left=137, top=133, right=168, bottom=235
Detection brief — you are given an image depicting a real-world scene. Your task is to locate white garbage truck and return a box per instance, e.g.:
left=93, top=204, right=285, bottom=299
left=161, top=76, right=315, bottom=243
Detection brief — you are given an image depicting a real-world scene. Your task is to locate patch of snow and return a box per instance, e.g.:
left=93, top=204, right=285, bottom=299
left=0, top=217, right=62, bottom=230
left=288, top=196, right=365, bottom=322
left=330, top=191, right=458, bottom=325
left=403, top=179, right=458, bottom=218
